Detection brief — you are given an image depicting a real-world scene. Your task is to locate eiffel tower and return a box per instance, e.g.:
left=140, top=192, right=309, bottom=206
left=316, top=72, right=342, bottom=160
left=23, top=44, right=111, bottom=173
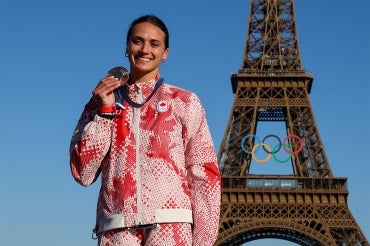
left=215, top=0, right=368, bottom=245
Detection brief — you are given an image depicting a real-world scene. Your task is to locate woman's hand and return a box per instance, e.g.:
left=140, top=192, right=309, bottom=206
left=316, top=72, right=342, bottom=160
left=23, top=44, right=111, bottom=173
left=92, top=76, right=122, bottom=106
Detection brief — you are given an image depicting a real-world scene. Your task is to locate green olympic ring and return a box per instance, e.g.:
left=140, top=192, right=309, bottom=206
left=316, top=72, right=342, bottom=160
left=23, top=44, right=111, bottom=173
left=272, top=143, right=292, bottom=163
left=241, top=134, right=303, bottom=163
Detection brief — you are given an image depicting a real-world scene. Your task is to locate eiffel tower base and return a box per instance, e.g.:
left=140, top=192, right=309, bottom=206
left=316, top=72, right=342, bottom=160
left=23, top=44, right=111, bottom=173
left=215, top=177, right=369, bottom=246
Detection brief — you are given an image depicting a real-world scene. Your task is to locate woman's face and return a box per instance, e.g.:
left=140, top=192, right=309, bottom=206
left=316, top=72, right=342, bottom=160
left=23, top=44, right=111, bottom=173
left=127, top=22, right=169, bottom=81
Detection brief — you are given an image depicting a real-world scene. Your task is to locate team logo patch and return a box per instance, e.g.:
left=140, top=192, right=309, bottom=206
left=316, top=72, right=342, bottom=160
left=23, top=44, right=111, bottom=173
left=157, top=100, right=169, bottom=112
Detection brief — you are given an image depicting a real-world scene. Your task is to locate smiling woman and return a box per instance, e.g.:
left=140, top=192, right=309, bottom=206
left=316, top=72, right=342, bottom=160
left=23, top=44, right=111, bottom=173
left=69, top=14, right=221, bottom=246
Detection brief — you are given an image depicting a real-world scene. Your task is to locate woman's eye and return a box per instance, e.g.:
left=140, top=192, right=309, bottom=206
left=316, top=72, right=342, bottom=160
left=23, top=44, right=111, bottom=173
left=132, top=39, right=142, bottom=45
left=151, top=42, right=160, bottom=47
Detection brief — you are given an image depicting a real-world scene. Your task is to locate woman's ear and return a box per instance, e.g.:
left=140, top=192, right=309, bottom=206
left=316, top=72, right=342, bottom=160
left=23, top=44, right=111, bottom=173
left=162, top=48, right=169, bottom=61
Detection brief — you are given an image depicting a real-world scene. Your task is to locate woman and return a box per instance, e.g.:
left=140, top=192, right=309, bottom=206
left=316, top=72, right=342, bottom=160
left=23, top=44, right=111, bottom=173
left=70, top=15, right=221, bottom=246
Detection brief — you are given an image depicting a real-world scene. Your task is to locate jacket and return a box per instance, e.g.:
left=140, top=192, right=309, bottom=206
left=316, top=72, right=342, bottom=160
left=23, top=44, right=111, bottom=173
left=69, top=77, right=221, bottom=245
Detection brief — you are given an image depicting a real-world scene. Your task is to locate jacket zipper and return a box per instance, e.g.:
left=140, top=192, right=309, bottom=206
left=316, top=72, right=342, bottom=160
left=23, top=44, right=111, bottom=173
left=134, top=85, right=143, bottom=225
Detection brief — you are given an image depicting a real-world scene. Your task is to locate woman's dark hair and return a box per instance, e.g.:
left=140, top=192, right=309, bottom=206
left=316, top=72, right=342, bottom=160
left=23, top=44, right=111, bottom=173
left=126, top=15, right=169, bottom=49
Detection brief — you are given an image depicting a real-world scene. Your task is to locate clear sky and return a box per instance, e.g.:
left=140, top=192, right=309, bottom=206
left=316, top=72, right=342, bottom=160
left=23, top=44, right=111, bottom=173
left=0, top=0, right=369, bottom=245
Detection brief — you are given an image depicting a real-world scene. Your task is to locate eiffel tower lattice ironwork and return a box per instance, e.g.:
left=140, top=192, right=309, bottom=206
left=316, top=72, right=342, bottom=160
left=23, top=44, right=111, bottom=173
left=215, top=0, right=368, bottom=245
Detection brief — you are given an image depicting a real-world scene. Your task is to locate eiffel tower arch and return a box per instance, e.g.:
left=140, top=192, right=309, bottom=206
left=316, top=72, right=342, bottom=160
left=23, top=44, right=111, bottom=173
left=215, top=0, right=369, bottom=245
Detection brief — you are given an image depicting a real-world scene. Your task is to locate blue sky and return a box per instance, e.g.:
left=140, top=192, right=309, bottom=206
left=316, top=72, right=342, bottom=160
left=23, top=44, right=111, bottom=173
left=0, top=0, right=369, bottom=245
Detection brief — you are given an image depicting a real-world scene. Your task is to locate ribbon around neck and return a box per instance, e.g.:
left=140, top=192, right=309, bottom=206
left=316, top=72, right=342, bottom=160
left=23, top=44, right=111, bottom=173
left=118, top=78, right=164, bottom=108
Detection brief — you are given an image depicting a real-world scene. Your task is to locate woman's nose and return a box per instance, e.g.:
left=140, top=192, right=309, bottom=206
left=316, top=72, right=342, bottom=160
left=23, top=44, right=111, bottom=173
left=140, top=42, right=149, bottom=53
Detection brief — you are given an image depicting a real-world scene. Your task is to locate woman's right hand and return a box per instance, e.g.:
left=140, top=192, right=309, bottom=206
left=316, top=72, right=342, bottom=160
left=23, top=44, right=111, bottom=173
left=92, top=76, right=122, bottom=106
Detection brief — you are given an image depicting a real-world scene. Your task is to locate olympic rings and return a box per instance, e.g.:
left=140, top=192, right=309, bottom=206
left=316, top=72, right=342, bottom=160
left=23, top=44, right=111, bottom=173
left=241, top=134, right=303, bottom=163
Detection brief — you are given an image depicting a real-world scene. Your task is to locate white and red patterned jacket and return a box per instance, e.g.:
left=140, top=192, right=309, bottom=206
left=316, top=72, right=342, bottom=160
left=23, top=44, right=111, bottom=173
left=70, top=78, right=221, bottom=245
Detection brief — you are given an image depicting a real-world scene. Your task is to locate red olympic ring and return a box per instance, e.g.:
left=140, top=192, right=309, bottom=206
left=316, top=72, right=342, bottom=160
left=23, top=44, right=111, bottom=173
left=282, top=134, right=303, bottom=154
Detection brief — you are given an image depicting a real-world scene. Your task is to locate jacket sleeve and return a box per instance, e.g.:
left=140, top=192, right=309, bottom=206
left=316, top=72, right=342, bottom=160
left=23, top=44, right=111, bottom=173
left=183, top=93, right=221, bottom=245
left=69, top=97, right=114, bottom=186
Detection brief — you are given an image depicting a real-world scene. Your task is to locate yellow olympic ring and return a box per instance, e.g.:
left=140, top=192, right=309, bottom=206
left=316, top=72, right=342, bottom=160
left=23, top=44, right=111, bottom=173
left=251, top=143, right=271, bottom=163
